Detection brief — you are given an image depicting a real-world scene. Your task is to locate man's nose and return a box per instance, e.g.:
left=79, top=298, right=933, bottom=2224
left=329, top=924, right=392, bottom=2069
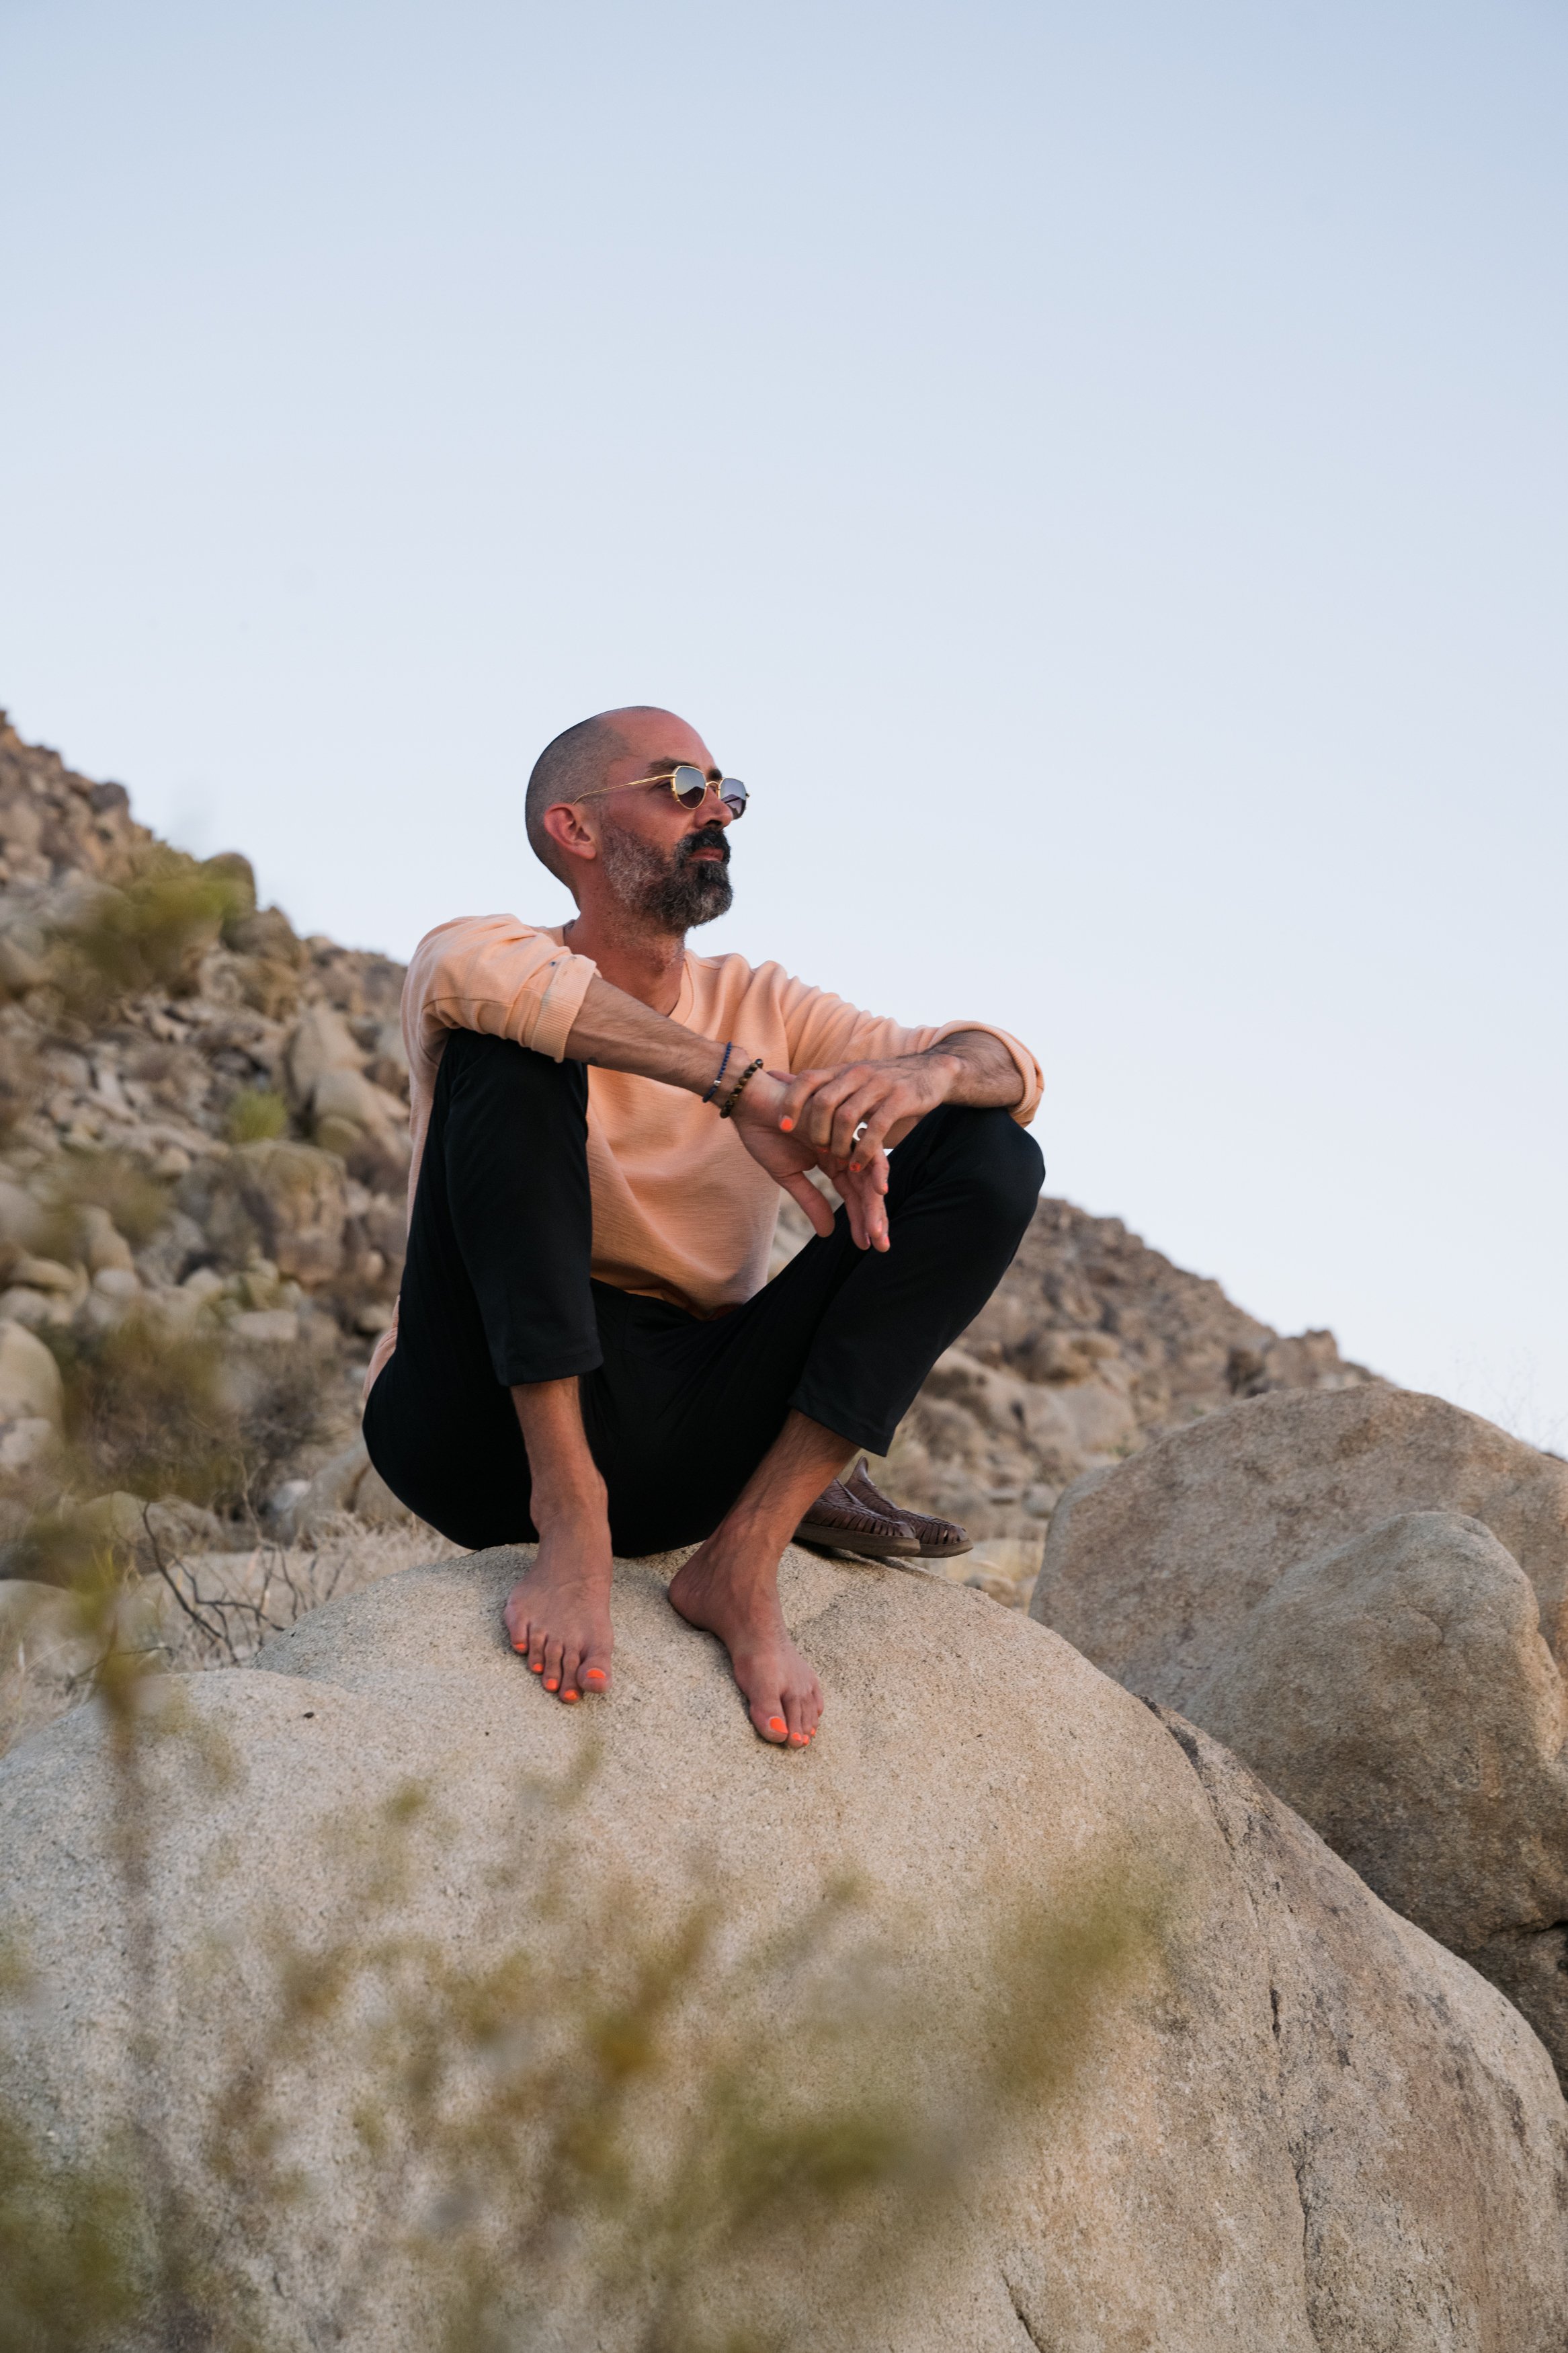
left=700, top=787, right=735, bottom=826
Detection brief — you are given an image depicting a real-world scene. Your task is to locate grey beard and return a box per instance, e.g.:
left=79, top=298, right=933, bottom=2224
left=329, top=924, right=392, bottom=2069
left=597, top=822, right=733, bottom=932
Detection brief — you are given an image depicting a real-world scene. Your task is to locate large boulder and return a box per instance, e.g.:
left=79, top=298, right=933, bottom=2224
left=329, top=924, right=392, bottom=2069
left=1030, top=1387, right=1568, bottom=2080
left=1183, top=1509, right=1568, bottom=2076
left=1030, top=1384, right=1568, bottom=1708
left=1, top=1547, right=1564, bottom=2350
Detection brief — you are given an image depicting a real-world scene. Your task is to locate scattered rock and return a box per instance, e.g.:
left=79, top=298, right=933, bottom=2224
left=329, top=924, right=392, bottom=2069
left=272, top=1434, right=372, bottom=1541
left=0, top=1318, right=63, bottom=1429
left=773, top=1193, right=1376, bottom=1543
left=183, top=1140, right=349, bottom=1287
left=284, top=1004, right=364, bottom=1106
left=229, top=1308, right=300, bottom=1347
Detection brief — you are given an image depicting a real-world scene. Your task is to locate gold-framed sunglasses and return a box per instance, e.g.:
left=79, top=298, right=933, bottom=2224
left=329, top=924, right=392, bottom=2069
left=573, top=764, right=749, bottom=819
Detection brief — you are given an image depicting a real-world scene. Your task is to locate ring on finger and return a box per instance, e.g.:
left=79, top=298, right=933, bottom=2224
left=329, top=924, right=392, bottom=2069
left=852, top=1121, right=870, bottom=1143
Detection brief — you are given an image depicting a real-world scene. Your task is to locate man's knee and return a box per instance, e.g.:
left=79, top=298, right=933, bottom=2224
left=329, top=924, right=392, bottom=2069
left=936, top=1105, right=1044, bottom=1238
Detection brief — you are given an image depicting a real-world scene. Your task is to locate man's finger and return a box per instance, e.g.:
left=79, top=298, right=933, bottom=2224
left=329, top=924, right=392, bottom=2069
left=801, top=1076, right=863, bottom=1152
left=836, top=1159, right=891, bottom=1252
left=834, top=1088, right=902, bottom=1164
left=772, top=1068, right=831, bottom=1133
left=782, top=1170, right=836, bottom=1237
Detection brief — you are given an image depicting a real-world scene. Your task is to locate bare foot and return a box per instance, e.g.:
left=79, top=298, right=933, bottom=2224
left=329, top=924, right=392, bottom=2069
left=667, top=1536, right=823, bottom=1747
left=503, top=1515, right=614, bottom=1703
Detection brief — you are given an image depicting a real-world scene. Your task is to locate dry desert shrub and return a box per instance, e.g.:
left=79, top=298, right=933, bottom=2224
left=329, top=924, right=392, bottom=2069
left=35, top=1308, right=326, bottom=1525
left=148, top=1519, right=460, bottom=1672
left=222, top=1087, right=290, bottom=1144
left=0, top=1519, right=451, bottom=1760
left=36, top=1146, right=171, bottom=1252
left=44, top=848, right=251, bottom=1019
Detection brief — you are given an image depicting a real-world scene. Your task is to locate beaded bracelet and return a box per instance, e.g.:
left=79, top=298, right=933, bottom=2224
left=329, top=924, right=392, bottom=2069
left=717, top=1056, right=765, bottom=1119
left=701, top=1041, right=734, bottom=1105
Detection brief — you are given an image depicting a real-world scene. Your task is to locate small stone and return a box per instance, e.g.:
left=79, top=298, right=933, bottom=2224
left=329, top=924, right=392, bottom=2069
left=0, top=1416, right=60, bottom=1471
left=230, top=1308, right=300, bottom=1346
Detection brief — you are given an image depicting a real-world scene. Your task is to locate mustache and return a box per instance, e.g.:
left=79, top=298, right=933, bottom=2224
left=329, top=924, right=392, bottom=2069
left=675, top=823, right=731, bottom=869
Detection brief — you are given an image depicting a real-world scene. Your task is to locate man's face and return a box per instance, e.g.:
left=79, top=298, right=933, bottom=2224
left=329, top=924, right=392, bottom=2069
left=588, top=715, right=735, bottom=932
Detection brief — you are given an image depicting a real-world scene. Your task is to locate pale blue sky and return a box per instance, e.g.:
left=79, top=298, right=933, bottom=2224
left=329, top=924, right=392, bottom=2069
left=2, top=0, right=1564, bottom=1441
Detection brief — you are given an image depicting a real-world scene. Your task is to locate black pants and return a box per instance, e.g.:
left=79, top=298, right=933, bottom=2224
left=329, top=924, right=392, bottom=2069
left=364, top=1032, right=1043, bottom=1556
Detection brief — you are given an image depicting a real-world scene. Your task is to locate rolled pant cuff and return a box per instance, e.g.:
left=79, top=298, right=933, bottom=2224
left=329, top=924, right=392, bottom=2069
left=493, top=1344, right=605, bottom=1387
left=787, top=1384, right=897, bottom=1462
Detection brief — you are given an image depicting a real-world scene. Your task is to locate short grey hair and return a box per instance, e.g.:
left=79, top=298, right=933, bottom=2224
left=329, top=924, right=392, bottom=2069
left=524, top=712, right=633, bottom=885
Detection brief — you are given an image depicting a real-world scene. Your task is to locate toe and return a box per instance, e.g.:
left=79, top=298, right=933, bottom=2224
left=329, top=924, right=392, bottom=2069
left=754, top=1702, right=790, bottom=1745
left=579, top=1650, right=612, bottom=1696
left=542, top=1635, right=565, bottom=1693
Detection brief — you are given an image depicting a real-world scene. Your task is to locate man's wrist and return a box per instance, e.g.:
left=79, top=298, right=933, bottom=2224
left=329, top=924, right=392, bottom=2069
left=917, top=1050, right=964, bottom=1101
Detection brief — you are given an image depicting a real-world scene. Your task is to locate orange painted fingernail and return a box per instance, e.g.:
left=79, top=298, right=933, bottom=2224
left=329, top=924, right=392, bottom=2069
left=780, top=1116, right=794, bottom=1131
left=768, top=1716, right=786, bottom=1734
left=584, top=1667, right=607, bottom=1685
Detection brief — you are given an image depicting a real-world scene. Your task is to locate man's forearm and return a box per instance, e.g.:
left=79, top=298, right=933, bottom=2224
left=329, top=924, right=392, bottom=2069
left=921, top=1029, right=1025, bottom=1111
left=562, top=974, right=725, bottom=1093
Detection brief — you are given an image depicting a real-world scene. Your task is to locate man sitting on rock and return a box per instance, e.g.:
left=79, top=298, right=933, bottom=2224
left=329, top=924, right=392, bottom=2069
left=364, top=707, right=1042, bottom=1747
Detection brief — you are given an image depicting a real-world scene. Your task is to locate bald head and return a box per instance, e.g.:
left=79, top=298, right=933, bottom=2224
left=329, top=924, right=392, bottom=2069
left=525, top=705, right=694, bottom=885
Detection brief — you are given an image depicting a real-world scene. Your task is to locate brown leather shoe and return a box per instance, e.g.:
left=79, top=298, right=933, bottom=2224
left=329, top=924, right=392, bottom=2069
left=845, top=1460, right=972, bottom=1560
left=793, top=1476, right=921, bottom=1558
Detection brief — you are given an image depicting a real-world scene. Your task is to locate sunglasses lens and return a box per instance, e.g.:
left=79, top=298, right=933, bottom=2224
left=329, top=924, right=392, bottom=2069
left=669, top=766, right=708, bottom=808
left=719, top=779, right=748, bottom=817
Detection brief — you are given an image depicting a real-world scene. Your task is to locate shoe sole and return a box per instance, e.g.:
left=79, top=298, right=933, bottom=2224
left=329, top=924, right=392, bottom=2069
left=794, top=1519, right=922, bottom=1559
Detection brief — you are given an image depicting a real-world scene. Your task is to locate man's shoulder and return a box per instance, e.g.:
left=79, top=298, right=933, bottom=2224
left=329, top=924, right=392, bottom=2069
left=410, top=913, right=566, bottom=969
left=684, top=946, right=800, bottom=994
left=415, top=912, right=564, bottom=951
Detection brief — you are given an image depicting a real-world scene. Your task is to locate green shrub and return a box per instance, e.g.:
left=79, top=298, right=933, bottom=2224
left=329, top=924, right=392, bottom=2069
left=47, top=850, right=252, bottom=1016
left=223, top=1088, right=289, bottom=1145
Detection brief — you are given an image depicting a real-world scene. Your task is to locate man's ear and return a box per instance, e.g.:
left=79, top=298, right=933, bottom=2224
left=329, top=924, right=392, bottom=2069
left=540, top=802, right=599, bottom=869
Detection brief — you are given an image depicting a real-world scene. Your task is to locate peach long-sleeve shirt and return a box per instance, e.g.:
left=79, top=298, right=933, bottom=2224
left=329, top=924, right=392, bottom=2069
left=367, top=914, right=1041, bottom=1390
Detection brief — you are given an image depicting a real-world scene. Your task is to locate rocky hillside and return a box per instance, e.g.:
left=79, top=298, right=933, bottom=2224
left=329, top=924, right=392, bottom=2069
left=0, top=710, right=1370, bottom=1569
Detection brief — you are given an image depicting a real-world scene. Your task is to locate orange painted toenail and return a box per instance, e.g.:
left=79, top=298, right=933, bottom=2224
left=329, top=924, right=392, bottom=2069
left=530, top=1659, right=543, bottom=1672
left=544, top=1679, right=559, bottom=1691
left=584, top=1670, right=606, bottom=1686
left=561, top=1689, right=579, bottom=1704
left=768, top=1716, right=786, bottom=1734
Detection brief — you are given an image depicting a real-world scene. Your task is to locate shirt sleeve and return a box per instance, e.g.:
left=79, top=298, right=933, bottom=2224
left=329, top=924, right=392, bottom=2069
left=403, top=915, right=598, bottom=1073
left=773, top=971, right=1042, bottom=1126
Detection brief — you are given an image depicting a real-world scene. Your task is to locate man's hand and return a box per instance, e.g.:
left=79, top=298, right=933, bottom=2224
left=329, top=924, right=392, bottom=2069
left=772, top=1032, right=1024, bottom=1165
left=730, top=1073, right=892, bottom=1251
left=772, top=1053, right=953, bottom=1166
